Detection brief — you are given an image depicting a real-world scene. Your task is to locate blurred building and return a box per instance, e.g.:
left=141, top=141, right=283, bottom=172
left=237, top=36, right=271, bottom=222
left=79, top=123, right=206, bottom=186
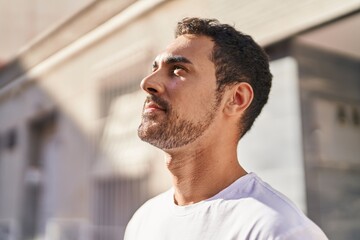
left=0, top=0, right=359, bottom=240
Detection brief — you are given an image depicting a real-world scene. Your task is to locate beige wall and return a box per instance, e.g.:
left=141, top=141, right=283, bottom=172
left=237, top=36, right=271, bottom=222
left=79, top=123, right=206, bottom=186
left=0, top=0, right=92, bottom=62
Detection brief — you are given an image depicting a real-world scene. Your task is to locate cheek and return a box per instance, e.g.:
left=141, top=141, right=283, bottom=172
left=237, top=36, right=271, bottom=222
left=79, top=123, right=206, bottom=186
left=167, top=81, right=179, bottom=90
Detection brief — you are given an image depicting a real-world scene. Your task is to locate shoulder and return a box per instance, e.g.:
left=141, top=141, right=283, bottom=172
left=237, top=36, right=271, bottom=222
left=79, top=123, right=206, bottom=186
left=240, top=173, right=307, bottom=218
left=124, top=189, right=171, bottom=239
left=209, top=173, right=327, bottom=239
left=229, top=173, right=328, bottom=239
left=129, top=189, right=170, bottom=222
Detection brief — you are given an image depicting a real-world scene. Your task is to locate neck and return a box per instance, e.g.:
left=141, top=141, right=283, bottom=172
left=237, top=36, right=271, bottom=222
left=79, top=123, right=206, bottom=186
left=164, top=140, right=247, bottom=206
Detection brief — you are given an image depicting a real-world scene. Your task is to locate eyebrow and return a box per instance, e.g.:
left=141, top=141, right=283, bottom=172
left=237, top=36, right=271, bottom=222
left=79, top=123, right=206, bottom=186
left=153, top=55, right=193, bottom=68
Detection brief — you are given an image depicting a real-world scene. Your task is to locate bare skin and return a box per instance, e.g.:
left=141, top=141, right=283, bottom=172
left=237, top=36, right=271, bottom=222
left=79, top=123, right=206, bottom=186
left=139, top=34, right=253, bottom=206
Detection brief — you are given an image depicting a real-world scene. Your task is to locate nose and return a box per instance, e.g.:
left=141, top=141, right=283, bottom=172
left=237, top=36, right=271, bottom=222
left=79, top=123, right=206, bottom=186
left=140, top=71, right=165, bottom=95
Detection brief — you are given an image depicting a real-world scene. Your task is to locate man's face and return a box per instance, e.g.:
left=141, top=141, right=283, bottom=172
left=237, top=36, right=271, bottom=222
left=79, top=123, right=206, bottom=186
left=138, top=35, right=222, bottom=150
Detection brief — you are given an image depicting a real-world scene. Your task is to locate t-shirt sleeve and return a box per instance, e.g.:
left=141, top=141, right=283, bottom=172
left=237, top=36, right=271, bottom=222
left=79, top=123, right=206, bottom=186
left=123, top=206, right=144, bottom=240
left=276, top=224, right=329, bottom=240
left=123, top=217, right=135, bottom=240
left=124, top=212, right=140, bottom=240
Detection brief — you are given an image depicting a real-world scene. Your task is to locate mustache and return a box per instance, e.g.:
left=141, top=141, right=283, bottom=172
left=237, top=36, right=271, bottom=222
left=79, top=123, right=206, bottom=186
left=145, top=95, right=170, bottom=111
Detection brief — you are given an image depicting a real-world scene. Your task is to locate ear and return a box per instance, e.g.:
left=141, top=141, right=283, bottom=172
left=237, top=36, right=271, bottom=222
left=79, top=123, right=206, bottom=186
left=223, top=82, right=254, bottom=116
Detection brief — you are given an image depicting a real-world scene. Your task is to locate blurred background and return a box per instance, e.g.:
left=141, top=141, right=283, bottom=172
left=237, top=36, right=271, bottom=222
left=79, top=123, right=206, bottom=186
left=0, top=0, right=359, bottom=239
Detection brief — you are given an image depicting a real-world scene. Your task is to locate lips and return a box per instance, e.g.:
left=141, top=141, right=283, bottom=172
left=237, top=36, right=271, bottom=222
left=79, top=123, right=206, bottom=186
left=142, top=96, right=169, bottom=115
left=144, top=101, right=165, bottom=112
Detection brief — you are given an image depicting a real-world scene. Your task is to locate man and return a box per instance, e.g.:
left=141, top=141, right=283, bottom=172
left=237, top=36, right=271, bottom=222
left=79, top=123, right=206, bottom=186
left=125, top=17, right=328, bottom=239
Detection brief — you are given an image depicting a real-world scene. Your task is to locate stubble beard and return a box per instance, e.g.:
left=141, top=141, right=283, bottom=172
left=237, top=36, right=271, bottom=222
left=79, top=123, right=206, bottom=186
left=138, top=93, right=222, bottom=150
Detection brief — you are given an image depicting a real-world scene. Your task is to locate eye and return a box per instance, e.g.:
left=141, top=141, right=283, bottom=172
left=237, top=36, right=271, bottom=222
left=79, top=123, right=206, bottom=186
left=171, top=65, right=186, bottom=76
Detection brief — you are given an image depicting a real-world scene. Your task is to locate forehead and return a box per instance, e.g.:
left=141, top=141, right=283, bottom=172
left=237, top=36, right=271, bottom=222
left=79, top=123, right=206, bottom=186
left=155, top=35, right=214, bottom=65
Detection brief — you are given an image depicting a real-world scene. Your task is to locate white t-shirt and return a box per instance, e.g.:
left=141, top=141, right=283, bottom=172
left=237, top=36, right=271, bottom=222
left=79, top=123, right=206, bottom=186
left=124, top=173, right=328, bottom=240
